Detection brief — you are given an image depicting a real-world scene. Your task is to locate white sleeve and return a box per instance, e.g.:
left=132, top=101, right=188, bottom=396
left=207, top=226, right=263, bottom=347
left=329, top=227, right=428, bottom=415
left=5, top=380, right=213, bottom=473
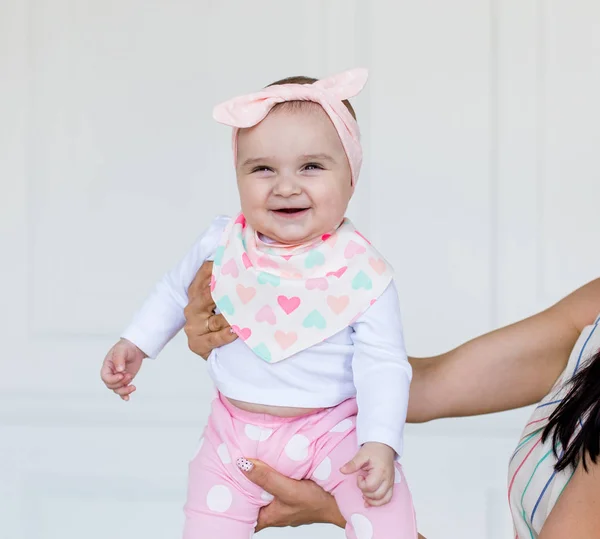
left=120, top=216, right=230, bottom=359
left=350, top=280, right=412, bottom=457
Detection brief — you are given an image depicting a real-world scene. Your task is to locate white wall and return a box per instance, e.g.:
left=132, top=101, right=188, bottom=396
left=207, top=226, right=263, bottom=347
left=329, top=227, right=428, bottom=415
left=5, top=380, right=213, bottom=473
left=1, top=1, right=599, bottom=538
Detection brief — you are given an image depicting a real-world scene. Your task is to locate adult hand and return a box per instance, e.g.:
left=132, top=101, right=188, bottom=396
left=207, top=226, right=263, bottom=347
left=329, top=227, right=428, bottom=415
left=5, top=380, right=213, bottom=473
left=238, top=458, right=346, bottom=531
left=184, top=261, right=237, bottom=359
left=241, top=458, right=428, bottom=537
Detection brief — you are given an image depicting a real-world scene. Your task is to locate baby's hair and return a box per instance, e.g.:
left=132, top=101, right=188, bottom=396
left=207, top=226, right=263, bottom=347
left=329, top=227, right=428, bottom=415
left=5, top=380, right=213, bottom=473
left=266, top=75, right=357, bottom=120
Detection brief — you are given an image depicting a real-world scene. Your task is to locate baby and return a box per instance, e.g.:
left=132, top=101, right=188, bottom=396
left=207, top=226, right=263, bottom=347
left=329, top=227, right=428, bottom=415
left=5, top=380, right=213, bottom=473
left=101, top=69, right=417, bottom=538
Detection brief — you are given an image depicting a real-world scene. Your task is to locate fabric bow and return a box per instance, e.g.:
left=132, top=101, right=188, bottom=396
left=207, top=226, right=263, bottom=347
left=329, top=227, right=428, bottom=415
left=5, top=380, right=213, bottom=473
left=213, top=68, right=368, bottom=185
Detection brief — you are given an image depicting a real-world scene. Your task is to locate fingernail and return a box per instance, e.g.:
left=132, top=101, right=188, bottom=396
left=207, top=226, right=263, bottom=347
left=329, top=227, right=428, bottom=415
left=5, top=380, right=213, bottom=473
left=229, top=327, right=235, bottom=334
left=236, top=457, right=253, bottom=472
left=116, top=366, right=124, bottom=372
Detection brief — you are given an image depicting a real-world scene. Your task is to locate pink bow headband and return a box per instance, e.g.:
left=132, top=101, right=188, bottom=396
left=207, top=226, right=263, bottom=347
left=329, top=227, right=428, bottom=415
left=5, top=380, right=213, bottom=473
left=212, top=68, right=368, bottom=186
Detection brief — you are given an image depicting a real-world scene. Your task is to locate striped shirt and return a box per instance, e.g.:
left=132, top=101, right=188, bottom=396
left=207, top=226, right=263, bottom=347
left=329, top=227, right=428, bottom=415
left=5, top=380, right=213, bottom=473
left=508, top=312, right=600, bottom=538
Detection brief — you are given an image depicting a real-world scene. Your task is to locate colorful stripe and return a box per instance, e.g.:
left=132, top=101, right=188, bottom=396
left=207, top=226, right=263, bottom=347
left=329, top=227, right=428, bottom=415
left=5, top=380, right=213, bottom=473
left=536, top=399, right=561, bottom=409
left=525, top=417, right=550, bottom=428
left=574, top=318, right=599, bottom=372
left=520, top=449, right=552, bottom=536
left=510, top=431, right=542, bottom=464
left=509, top=313, right=600, bottom=538
left=508, top=438, right=543, bottom=500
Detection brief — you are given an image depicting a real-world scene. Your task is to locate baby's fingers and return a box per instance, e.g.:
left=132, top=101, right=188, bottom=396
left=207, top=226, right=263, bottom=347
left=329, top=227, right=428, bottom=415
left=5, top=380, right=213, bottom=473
left=359, top=469, right=384, bottom=494
left=113, top=384, right=136, bottom=401
left=100, top=358, right=123, bottom=385
left=102, top=370, right=124, bottom=387
left=364, top=487, right=393, bottom=507
left=363, top=479, right=391, bottom=500
left=104, top=372, right=133, bottom=390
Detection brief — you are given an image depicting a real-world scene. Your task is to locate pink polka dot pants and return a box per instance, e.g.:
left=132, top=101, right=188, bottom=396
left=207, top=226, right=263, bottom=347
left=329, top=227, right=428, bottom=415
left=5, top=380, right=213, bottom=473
left=183, top=394, right=417, bottom=538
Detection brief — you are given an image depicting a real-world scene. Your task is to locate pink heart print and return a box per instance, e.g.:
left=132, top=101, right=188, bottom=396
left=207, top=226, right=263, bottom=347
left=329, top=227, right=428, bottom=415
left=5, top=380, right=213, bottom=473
left=326, top=266, right=347, bottom=279
left=368, top=257, right=387, bottom=275
left=234, top=214, right=247, bottom=228
left=277, top=295, right=301, bottom=315
left=210, top=275, right=216, bottom=292
left=236, top=284, right=256, bottom=304
left=242, top=253, right=253, bottom=269
left=306, top=277, right=329, bottom=291
left=222, top=258, right=239, bottom=278
left=275, top=330, right=298, bottom=350
left=232, top=325, right=252, bottom=341
left=344, top=240, right=366, bottom=259
left=327, top=295, right=350, bottom=315
left=282, top=270, right=303, bottom=279
left=258, top=256, right=279, bottom=269
left=255, top=305, right=276, bottom=325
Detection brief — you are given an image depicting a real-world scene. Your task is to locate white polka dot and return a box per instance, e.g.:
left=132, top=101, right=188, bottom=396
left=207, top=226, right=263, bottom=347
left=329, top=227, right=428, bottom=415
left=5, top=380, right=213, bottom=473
left=330, top=418, right=353, bottom=433
left=206, top=485, right=233, bottom=513
left=350, top=513, right=373, bottom=539
left=394, top=466, right=402, bottom=484
left=217, top=443, right=231, bottom=464
left=260, top=491, right=274, bottom=503
left=312, top=457, right=332, bottom=481
left=244, top=424, right=273, bottom=442
left=284, top=434, right=310, bottom=461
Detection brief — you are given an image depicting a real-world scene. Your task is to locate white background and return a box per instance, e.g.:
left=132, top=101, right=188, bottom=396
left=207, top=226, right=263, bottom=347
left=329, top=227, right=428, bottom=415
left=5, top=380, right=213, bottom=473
left=1, top=1, right=599, bottom=538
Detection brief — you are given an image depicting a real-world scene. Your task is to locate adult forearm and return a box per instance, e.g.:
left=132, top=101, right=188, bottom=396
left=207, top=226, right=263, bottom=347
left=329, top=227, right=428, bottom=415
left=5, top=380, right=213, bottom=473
left=406, top=307, right=578, bottom=422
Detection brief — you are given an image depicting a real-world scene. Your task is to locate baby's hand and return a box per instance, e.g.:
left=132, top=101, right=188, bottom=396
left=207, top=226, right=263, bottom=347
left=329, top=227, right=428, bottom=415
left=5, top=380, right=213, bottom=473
left=100, top=338, right=146, bottom=401
left=340, top=442, right=396, bottom=507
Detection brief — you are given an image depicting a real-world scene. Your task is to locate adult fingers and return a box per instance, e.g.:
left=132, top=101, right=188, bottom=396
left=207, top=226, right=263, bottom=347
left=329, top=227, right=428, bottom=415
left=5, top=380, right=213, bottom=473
left=239, top=459, right=300, bottom=503
left=187, top=261, right=214, bottom=300
left=207, top=313, right=230, bottom=332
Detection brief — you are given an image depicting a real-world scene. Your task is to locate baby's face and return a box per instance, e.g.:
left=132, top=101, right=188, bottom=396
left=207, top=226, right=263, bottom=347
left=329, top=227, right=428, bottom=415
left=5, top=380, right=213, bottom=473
left=236, top=105, right=353, bottom=244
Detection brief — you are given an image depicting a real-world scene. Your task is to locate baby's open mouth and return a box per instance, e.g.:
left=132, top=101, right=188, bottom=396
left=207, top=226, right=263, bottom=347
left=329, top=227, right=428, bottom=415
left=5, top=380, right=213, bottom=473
left=274, top=208, right=309, bottom=214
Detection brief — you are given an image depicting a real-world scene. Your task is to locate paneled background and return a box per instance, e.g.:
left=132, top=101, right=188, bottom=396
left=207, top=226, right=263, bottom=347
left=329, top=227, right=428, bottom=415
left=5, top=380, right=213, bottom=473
left=1, top=1, right=599, bottom=538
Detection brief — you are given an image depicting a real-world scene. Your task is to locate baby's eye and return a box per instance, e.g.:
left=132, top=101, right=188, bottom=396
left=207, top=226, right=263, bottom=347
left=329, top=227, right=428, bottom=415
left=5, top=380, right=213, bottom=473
left=303, top=163, right=324, bottom=171
left=251, top=166, right=273, bottom=173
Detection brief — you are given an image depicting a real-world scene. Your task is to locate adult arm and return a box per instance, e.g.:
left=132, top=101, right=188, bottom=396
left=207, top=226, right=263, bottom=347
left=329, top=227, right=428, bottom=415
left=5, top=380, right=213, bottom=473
left=408, top=278, right=600, bottom=422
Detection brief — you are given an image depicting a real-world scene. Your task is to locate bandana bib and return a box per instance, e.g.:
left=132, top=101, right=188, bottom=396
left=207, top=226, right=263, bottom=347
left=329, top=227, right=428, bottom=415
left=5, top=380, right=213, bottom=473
left=211, top=214, right=394, bottom=363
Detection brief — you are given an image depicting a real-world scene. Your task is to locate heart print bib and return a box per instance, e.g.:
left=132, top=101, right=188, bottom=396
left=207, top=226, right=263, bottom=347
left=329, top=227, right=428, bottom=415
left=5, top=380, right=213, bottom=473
left=211, top=214, right=394, bottom=363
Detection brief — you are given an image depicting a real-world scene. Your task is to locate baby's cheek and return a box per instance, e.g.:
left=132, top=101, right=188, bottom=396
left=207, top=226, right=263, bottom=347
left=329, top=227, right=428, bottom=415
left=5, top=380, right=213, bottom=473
left=238, top=194, right=265, bottom=225
left=317, top=193, right=347, bottom=221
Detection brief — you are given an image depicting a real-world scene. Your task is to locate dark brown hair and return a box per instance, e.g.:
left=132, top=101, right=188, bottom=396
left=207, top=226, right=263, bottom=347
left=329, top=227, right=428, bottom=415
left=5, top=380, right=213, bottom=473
left=266, top=75, right=357, bottom=120
left=542, top=348, right=600, bottom=471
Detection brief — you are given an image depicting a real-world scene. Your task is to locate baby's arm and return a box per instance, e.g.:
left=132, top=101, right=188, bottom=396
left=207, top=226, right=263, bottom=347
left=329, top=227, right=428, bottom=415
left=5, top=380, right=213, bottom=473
left=343, top=280, right=412, bottom=505
left=100, top=216, right=229, bottom=398
left=120, top=216, right=229, bottom=358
